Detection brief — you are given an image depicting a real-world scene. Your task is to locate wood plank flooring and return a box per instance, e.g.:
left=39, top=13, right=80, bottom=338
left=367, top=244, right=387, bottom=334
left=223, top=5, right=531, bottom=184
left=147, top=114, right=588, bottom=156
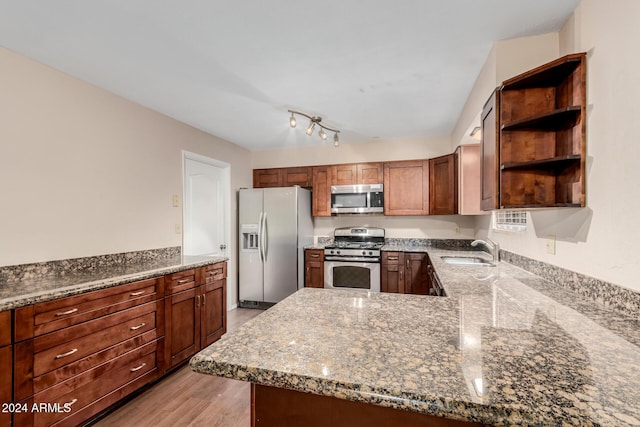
left=93, top=308, right=264, bottom=427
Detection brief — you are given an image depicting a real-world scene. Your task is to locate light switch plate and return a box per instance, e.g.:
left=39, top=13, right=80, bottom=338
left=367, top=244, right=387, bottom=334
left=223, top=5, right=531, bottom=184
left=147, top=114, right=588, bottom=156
left=545, top=235, right=556, bottom=255
left=172, top=195, right=180, bottom=207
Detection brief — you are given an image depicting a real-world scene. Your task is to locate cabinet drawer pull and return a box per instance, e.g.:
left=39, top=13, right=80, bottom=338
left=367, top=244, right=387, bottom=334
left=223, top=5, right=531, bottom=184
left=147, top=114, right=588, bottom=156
left=55, top=308, right=78, bottom=317
left=130, top=362, right=147, bottom=372
left=130, top=290, right=146, bottom=296
left=177, top=278, right=190, bottom=284
left=388, top=256, right=398, bottom=260
left=130, top=322, right=146, bottom=331
left=55, top=348, right=78, bottom=359
left=209, top=269, right=221, bottom=275
left=202, top=294, right=206, bottom=306
left=309, top=254, right=320, bottom=258
left=67, top=398, right=78, bottom=407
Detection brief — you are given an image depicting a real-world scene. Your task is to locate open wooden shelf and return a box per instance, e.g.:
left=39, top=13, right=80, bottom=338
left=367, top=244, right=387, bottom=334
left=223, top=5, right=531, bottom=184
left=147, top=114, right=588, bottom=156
left=501, top=106, right=581, bottom=131
left=502, top=55, right=583, bottom=90
left=501, top=155, right=581, bottom=171
left=494, top=52, right=587, bottom=209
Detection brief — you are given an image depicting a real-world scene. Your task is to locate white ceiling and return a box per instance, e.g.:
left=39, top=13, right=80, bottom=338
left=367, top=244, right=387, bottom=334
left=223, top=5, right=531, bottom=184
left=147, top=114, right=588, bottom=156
left=0, top=1, right=579, bottom=151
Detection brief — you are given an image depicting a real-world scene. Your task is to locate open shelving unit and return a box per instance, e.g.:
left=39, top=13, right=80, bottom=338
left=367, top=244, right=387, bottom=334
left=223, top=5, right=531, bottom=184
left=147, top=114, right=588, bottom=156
left=498, top=53, right=586, bottom=209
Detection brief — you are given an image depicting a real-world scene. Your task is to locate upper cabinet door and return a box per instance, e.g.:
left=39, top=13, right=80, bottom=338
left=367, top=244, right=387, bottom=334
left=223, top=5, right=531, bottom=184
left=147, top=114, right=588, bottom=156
left=357, top=163, right=383, bottom=184
left=429, top=153, right=458, bottom=215
left=253, top=168, right=284, bottom=188
left=331, top=164, right=357, bottom=186
left=283, top=167, right=312, bottom=187
left=312, top=166, right=332, bottom=217
left=480, top=89, right=500, bottom=211
left=383, top=160, right=429, bottom=215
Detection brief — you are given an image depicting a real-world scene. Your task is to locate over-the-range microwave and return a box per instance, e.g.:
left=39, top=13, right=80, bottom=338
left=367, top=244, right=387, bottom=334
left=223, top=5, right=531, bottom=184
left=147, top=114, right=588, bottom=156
left=330, top=184, right=384, bottom=214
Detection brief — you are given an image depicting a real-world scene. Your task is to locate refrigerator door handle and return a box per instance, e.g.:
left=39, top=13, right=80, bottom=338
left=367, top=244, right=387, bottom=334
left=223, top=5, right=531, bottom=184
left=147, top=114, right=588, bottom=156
left=262, top=213, right=268, bottom=261
left=258, top=212, right=264, bottom=262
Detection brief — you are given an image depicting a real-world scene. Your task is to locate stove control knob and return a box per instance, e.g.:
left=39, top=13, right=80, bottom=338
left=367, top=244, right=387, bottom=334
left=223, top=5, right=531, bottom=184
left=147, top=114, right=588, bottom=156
left=368, top=251, right=373, bottom=256
left=336, top=250, right=341, bottom=255
left=362, top=250, right=366, bottom=255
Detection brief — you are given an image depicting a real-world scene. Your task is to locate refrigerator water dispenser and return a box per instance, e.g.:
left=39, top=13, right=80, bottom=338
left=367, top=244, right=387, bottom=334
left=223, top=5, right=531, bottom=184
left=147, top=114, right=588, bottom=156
left=241, top=224, right=259, bottom=251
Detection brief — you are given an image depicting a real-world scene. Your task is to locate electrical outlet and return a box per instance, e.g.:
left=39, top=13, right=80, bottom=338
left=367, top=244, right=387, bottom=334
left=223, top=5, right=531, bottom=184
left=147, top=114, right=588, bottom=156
left=175, top=224, right=182, bottom=234
left=172, top=195, right=179, bottom=207
left=455, top=225, right=460, bottom=234
left=545, top=235, right=556, bottom=255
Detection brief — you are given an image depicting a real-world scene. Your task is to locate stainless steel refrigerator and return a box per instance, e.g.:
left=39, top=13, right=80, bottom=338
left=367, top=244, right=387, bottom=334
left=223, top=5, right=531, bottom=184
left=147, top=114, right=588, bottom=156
left=239, top=187, right=313, bottom=307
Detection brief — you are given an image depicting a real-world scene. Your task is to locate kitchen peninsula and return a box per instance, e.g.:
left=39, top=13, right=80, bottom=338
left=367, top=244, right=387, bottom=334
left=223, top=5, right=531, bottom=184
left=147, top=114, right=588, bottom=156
left=190, top=249, right=640, bottom=426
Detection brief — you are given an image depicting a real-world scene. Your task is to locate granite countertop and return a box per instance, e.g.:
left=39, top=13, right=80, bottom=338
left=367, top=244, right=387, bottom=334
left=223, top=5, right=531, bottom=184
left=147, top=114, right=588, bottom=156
left=191, top=249, right=640, bottom=426
left=0, top=255, right=228, bottom=311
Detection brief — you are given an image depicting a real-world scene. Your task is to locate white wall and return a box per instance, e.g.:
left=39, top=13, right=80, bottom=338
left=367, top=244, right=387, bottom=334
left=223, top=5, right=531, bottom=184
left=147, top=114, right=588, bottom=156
left=0, top=47, right=253, bottom=305
left=475, top=0, right=640, bottom=292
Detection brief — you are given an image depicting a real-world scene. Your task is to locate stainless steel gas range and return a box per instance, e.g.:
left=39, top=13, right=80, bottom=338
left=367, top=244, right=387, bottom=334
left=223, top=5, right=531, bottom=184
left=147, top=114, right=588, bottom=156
left=323, top=227, right=385, bottom=292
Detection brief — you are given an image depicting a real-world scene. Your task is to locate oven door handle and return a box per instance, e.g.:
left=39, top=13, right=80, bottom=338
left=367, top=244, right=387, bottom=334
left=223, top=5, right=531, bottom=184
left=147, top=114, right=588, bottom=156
left=324, top=256, right=380, bottom=263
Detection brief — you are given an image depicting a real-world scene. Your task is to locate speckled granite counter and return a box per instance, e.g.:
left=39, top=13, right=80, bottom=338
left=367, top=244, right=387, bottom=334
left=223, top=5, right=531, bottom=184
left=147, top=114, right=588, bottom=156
left=0, top=254, right=227, bottom=311
left=191, top=249, right=640, bottom=426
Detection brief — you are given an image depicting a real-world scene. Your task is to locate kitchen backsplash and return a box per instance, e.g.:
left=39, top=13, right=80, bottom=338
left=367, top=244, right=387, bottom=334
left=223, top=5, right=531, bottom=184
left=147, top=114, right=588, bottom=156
left=0, top=246, right=181, bottom=283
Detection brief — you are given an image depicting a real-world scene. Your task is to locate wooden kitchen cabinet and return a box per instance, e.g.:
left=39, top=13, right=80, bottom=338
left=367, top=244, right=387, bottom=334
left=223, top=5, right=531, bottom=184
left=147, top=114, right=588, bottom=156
left=426, top=255, right=445, bottom=297
left=304, top=249, right=325, bottom=288
left=383, top=160, right=429, bottom=215
left=381, top=252, right=405, bottom=293
left=331, top=162, right=383, bottom=186
left=1, top=311, right=11, bottom=427
left=499, top=53, right=586, bottom=208
left=312, top=166, right=332, bottom=217
left=481, top=89, right=500, bottom=211
left=283, top=167, right=312, bottom=187
left=429, top=153, right=458, bottom=215
left=164, top=263, right=227, bottom=371
left=404, top=253, right=431, bottom=295
left=456, top=144, right=485, bottom=215
left=13, top=278, right=164, bottom=427
left=253, top=168, right=284, bottom=188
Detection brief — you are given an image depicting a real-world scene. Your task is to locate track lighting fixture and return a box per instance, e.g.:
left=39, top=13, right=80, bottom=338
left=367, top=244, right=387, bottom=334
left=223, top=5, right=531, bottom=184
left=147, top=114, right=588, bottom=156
left=288, top=110, right=340, bottom=147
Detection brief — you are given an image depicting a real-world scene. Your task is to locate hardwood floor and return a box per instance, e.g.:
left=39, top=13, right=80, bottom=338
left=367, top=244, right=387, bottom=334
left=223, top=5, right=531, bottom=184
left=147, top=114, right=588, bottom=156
left=93, top=308, right=264, bottom=427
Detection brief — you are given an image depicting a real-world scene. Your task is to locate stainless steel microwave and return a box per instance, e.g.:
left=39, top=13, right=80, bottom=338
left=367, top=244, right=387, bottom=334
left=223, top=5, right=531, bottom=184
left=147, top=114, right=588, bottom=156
left=330, top=184, right=384, bottom=214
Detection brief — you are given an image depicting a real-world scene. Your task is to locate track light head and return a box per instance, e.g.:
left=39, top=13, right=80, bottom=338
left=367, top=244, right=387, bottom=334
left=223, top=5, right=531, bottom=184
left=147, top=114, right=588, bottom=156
left=288, top=110, right=341, bottom=147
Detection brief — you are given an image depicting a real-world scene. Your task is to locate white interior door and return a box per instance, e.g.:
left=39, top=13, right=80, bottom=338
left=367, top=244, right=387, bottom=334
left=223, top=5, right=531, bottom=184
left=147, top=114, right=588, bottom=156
left=183, top=152, right=230, bottom=258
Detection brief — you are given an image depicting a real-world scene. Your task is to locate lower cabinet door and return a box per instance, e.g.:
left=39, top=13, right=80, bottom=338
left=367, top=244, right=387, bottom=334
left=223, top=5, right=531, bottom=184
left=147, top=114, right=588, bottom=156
left=165, top=287, right=200, bottom=369
left=0, top=345, right=11, bottom=427
left=201, top=280, right=227, bottom=348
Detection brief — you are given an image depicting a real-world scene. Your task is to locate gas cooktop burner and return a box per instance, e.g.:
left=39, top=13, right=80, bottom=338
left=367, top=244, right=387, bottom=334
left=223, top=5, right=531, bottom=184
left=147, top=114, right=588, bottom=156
left=324, top=227, right=385, bottom=260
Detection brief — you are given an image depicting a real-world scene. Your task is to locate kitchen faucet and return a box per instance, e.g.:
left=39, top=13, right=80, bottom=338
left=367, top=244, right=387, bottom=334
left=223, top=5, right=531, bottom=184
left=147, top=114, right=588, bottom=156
left=471, top=238, right=500, bottom=262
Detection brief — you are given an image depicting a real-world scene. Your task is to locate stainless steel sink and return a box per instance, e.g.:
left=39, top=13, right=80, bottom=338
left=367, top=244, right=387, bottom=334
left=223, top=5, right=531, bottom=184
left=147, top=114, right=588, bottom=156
left=440, top=256, right=494, bottom=267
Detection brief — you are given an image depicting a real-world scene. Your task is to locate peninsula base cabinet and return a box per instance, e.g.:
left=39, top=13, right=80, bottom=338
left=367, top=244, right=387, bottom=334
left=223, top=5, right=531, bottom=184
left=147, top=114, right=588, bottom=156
left=251, top=384, right=487, bottom=427
left=165, top=263, right=227, bottom=371
left=382, top=252, right=442, bottom=296
left=1, top=311, right=12, bottom=427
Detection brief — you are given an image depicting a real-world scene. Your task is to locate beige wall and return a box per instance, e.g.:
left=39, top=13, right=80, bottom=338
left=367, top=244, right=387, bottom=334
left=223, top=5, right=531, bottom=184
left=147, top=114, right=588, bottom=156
left=0, top=47, right=253, bottom=305
left=451, top=34, right=559, bottom=150
left=252, top=136, right=451, bottom=169
left=476, top=0, right=640, bottom=292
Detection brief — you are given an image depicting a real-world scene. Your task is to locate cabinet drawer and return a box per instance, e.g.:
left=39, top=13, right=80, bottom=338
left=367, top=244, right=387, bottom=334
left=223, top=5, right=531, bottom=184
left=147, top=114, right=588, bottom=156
left=382, top=252, right=402, bottom=264
left=33, top=302, right=158, bottom=377
left=165, top=269, right=197, bottom=294
left=202, top=262, right=227, bottom=284
left=15, top=278, right=161, bottom=341
left=17, top=342, right=158, bottom=427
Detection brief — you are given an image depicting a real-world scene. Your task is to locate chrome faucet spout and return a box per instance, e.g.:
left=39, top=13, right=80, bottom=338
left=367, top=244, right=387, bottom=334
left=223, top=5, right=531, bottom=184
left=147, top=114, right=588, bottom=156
left=471, top=239, right=500, bottom=262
